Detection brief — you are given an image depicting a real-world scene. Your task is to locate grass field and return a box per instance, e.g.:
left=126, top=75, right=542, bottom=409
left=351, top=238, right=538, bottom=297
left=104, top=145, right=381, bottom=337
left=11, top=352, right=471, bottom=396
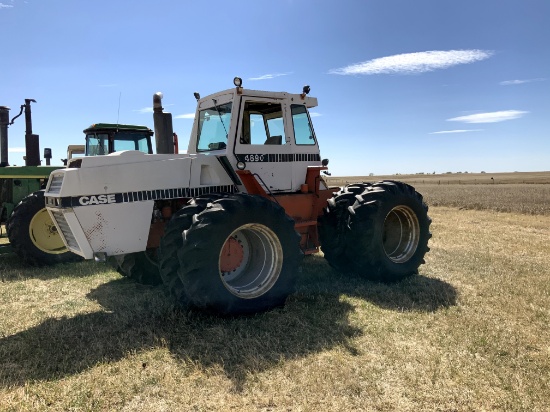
left=327, top=171, right=550, bottom=215
left=1, top=177, right=549, bottom=411
left=326, top=170, right=550, bottom=186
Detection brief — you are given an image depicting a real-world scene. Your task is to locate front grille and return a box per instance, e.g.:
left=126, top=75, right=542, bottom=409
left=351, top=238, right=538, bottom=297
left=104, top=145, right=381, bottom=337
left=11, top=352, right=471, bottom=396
left=50, top=210, right=81, bottom=253
left=48, top=174, right=64, bottom=194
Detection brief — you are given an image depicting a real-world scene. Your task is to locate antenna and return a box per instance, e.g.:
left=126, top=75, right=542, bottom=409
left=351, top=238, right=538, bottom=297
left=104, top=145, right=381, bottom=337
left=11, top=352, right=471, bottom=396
left=116, top=92, right=122, bottom=125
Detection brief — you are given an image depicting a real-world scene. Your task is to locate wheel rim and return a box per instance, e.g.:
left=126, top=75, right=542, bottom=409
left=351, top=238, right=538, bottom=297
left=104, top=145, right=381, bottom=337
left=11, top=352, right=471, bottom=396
left=29, top=208, right=68, bottom=254
left=383, top=205, right=420, bottom=263
left=219, top=223, right=283, bottom=299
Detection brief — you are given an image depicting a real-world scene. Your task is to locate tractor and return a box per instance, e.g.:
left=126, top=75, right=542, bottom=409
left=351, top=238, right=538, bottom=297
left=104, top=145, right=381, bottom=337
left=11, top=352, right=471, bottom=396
left=0, top=99, right=156, bottom=265
left=44, top=78, right=431, bottom=315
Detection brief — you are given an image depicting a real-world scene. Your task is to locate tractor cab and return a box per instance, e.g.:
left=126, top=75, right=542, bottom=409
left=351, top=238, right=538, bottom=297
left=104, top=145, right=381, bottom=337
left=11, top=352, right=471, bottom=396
left=189, top=79, right=322, bottom=193
left=83, top=123, right=154, bottom=156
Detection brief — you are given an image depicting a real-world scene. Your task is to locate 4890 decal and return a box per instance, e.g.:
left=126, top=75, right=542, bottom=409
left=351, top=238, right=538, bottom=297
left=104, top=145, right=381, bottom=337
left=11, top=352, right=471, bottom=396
left=238, top=154, right=265, bottom=162
left=235, top=153, right=316, bottom=163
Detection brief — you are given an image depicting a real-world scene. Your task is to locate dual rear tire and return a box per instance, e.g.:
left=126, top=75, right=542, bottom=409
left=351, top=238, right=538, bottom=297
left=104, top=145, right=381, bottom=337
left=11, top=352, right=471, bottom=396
left=319, top=181, right=431, bottom=282
left=110, top=250, right=162, bottom=286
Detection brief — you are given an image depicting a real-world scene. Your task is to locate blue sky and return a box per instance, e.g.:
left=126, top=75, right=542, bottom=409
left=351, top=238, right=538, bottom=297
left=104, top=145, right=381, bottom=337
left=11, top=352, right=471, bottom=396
left=1, top=0, right=548, bottom=176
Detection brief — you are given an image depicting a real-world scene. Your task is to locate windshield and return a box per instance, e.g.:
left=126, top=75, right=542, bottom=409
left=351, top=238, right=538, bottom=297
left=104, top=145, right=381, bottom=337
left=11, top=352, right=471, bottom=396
left=197, top=102, right=232, bottom=151
left=86, top=132, right=152, bottom=156
left=86, top=133, right=108, bottom=156
left=113, top=133, right=151, bottom=153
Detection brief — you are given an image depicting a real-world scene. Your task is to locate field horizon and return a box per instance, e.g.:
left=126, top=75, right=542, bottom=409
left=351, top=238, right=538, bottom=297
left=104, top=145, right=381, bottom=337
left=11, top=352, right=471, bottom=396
left=326, top=170, right=550, bottom=186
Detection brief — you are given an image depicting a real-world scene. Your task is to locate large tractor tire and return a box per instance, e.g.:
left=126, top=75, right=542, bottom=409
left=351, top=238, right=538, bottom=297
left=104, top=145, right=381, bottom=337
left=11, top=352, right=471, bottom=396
left=6, top=190, right=81, bottom=266
left=111, top=250, right=162, bottom=286
left=158, top=197, right=217, bottom=304
left=115, top=196, right=227, bottom=288
left=321, top=181, right=431, bottom=282
left=175, top=194, right=302, bottom=315
left=318, top=184, right=370, bottom=271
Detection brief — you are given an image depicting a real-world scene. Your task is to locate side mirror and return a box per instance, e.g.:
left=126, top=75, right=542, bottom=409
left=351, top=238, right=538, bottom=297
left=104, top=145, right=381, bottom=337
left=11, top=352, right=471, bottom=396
left=321, top=158, right=329, bottom=167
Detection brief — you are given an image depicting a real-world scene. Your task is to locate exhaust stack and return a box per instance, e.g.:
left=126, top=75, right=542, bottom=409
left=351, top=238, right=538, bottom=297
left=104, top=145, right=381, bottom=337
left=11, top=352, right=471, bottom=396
left=152, top=92, right=175, bottom=154
left=0, top=106, right=9, bottom=167
left=1, top=99, right=41, bottom=166
left=23, top=99, right=40, bottom=166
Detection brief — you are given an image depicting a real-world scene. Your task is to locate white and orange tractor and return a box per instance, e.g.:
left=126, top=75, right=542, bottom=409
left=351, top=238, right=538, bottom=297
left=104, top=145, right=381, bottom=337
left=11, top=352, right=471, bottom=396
left=44, top=78, right=431, bottom=315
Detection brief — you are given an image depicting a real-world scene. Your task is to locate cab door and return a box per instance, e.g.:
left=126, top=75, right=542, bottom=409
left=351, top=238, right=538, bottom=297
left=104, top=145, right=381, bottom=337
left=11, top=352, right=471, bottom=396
left=234, top=97, right=293, bottom=192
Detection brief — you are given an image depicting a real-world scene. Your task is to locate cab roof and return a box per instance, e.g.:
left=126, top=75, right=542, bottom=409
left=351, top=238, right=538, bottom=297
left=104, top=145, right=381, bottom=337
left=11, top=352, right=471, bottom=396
left=83, top=123, right=153, bottom=134
left=198, top=87, right=318, bottom=109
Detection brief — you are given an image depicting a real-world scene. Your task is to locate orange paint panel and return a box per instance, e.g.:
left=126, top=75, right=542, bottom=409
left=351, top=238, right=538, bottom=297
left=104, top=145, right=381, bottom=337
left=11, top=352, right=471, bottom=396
left=275, top=194, right=316, bottom=222
left=236, top=170, right=268, bottom=196
left=146, top=221, right=165, bottom=249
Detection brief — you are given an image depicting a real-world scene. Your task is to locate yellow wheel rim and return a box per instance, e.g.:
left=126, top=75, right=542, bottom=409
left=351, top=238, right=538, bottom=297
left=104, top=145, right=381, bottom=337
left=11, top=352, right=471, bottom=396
left=29, top=208, right=68, bottom=254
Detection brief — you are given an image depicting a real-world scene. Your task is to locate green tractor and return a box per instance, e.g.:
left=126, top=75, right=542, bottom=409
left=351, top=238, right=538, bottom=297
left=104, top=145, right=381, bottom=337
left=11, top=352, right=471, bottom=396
left=0, top=99, right=154, bottom=265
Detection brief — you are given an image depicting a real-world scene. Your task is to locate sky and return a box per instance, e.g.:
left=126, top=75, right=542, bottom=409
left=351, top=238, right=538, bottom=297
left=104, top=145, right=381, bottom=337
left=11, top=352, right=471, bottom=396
left=1, top=0, right=548, bottom=176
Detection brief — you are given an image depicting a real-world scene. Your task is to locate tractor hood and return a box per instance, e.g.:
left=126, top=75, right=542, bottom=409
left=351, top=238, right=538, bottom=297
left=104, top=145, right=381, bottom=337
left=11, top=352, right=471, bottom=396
left=44, top=150, right=239, bottom=258
left=49, top=151, right=203, bottom=197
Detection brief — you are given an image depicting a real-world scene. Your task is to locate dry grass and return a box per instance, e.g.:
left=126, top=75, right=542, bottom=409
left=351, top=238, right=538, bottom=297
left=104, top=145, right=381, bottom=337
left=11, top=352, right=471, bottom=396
left=1, top=189, right=550, bottom=410
left=326, top=170, right=550, bottom=186
left=326, top=171, right=550, bottom=215
left=415, top=184, right=550, bottom=215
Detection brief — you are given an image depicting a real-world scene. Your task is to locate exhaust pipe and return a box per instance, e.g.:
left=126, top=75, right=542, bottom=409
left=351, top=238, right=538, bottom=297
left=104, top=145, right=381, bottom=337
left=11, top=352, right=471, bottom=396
left=0, top=99, right=41, bottom=167
left=0, top=106, right=9, bottom=167
left=152, top=92, right=175, bottom=154
left=23, top=99, right=40, bottom=166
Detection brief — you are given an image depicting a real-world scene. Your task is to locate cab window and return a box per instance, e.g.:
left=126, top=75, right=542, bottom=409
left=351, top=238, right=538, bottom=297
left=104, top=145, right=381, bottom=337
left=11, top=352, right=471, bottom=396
left=86, top=133, right=108, bottom=155
left=197, top=102, right=232, bottom=151
left=291, top=105, right=316, bottom=145
left=241, top=101, right=285, bottom=145
left=113, top=133, right=151, bottom=153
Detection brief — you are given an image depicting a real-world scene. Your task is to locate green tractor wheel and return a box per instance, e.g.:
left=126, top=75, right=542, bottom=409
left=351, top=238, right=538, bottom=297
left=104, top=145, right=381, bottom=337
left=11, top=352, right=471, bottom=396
left=7, top=190, right=81, bottom=266
left=28, top=206, right=67, bottom=254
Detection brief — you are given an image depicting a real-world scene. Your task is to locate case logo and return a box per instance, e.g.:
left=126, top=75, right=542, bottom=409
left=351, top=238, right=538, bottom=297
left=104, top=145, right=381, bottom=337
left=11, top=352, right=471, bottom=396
left=78, top=194, right=117, bottom=206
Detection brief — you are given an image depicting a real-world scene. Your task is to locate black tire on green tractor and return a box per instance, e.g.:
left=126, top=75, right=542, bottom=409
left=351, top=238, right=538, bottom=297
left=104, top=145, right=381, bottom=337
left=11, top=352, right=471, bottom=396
left=321, top=181, right=431, bottom=282
left=6, top=190, right=81, bottom=266
left=175, top=194, right=302, bottom=315
left=111, top=250, right=162, bottom=286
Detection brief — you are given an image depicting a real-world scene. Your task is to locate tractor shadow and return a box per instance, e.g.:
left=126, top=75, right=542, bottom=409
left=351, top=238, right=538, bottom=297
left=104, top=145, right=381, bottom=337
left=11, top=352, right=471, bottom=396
left=300, top=254, right=458, bottom=313
left=0, top=255, right=457, bottom=390
left=0, top=255, right=108, bottom=282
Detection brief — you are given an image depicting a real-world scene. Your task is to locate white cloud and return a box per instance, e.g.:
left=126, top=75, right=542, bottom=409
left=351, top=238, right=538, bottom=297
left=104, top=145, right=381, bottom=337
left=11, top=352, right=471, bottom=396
left=134, top=103, right=175, bottom=113
left=134, top=107, right=153, bottom=113
left=499, top=78, right=546, bottom=86
left=447, top=110, right=528, bottom=123
left=0, top=3, right=14, bottom=8
left=430, top=129, right=483, bottom=135
left=8, top=147, right=25, bottom=153
left=248, top=72, right=291, bottom=81
left=309, top=112, right=321, bottom=117
left=98, top=83, right=118, bottom=88
left=329, top=49, right=493, bottom=75
left=174, top=113, right=195, bottom=119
